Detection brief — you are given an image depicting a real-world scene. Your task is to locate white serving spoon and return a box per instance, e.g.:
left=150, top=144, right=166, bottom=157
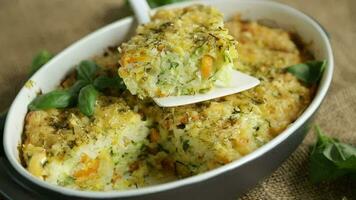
left=128, top=0, right=260, bottom=107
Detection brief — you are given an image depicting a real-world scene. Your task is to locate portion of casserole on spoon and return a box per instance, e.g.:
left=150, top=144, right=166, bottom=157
left=119, top=5, right=240, bottom=99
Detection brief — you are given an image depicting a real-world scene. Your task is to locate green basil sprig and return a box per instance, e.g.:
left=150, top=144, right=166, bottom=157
left=309, top=126, right=356, bottom=184
left=28, top=60, right=126, bottom=117
left=286, top=60, right=326, bottom=84
left=29, top=50, right=54, bottom=76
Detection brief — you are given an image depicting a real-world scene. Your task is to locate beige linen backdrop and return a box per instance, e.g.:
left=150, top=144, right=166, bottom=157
left=0, top=0, right=355, bottom=199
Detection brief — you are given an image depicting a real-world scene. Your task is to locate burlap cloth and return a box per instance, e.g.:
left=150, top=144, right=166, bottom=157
left=0, top=0, right=355, bottom=199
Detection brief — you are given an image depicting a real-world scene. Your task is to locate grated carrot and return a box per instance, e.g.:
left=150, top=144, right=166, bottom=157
left=200, top=55, right=214, bottom=79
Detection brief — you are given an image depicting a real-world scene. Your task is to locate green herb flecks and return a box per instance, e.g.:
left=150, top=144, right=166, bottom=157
left=58, top=175, right=75, bottom=186
left=309, top=126, right=356, bottom=184
left=286, top=60, right=326, bottom=84
left=182, top=140, right=190, bottom=152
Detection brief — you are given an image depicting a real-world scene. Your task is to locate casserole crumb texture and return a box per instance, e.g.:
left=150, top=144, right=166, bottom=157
left=119, top=5, right=238, bottom=98
left=22, top=13, right=314, bottom=190
left=23, top=97, right=150, bottom=190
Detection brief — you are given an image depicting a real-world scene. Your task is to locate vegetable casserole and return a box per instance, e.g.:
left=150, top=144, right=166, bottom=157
left=21, top=6, right=315, bottom=191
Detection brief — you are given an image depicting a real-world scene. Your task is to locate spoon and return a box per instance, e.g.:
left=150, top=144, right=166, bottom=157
left=128, top=0, right=260, bottom=107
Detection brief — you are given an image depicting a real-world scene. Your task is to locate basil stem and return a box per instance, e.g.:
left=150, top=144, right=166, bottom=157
left=29, top=50, right=54, bottom=76
left=76, top=60, right=98, bottom=82
left=286, top=60, right=326, bottom=84
left=78, top=85, right=98, bottom=117
left=93, top=75, right=126, bottom=90
left=309, top=126, right=356, bottom=184
left=28, top=90, right=73, bottom=110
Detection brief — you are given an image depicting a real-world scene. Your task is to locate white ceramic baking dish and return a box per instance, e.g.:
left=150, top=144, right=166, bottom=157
left=3, top=0, right=333, bottom=199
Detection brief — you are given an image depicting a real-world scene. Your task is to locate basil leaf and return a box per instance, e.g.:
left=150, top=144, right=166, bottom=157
left=29, top=50, right=53, bottom=76
left=78, top=85, right=98, bottom=117
left=324, top=142, right=356, bottom=170
left=309, top=148, right=348, bottom=184
left=76, top=60, right=98, bottom=82
left=286, top=60, right=326, bottom=84
left=93, top=75, right=126, bottom=91
left=309, top=126, right=356, bottom=184
left=28, top=90, right=73, bottom=110
left=68, top=80, right=89, bottom=95
left=333, top=145, right=356, bottom=170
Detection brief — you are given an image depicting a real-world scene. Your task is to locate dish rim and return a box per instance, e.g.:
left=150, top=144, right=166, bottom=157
left=3, top=0, right=334, bottom=198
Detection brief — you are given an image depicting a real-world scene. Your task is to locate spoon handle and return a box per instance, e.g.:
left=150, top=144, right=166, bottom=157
left=128, top=0, right=151, bottom=24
